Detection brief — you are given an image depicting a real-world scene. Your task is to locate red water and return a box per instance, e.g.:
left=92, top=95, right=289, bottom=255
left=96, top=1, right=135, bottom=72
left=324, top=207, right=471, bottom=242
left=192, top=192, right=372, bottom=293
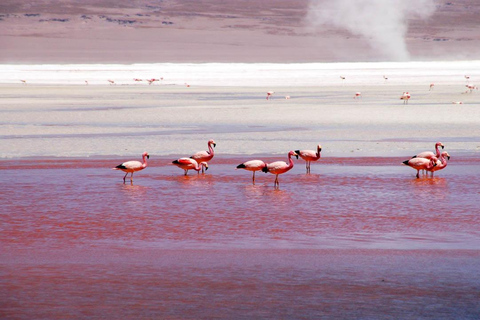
left=1, top=156, right=480, bottom=319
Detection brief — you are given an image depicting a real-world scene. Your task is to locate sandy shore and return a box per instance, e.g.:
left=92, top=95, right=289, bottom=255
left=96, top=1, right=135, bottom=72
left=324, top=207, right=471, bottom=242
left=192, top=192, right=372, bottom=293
left=1, top=84, right=479, bottom=158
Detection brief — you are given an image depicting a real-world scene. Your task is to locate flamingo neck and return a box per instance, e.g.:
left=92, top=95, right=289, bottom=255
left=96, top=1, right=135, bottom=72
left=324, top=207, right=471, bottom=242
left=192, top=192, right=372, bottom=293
left=439, top=154, right=448, bottom=168
left=288, top=154, right=294, bottom=168
left=435, top=145, right=441, bottom=157
left=142, top=155, right=148, bottom=167
left=208, top=143, right=214, bottom=155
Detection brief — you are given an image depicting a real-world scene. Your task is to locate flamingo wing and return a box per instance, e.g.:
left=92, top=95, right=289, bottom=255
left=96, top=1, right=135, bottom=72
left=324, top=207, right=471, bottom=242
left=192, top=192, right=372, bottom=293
left=413, top=151, right=435, bottom=159
left=237, top=160, right=265, bottom=171
left=116, top=160, right=143, bottom=171
left=296, top=150, right=317, bottom=161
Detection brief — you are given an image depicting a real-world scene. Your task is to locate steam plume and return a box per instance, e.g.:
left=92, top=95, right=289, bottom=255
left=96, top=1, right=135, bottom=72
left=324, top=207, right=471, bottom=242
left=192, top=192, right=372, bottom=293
left=307, top=0, right=436, bottom=61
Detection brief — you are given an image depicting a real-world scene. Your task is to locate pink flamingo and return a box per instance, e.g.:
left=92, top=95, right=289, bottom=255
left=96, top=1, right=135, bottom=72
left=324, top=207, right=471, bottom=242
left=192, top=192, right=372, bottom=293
left=108, top=79, right=115, bottom=85
left=400, top=92, right=411, bottom=104
left=383, top=75, right=388, bottom=81
left=172, top=158, right=208, bottom=175
left=402, top=157, right=438, bottom=178
left=236, top=160, right=266, bottom=183
left=412, top=142, right=444, bottom=160
left=134, top=78, right=143, bottom=82
left=262, top=151, right=298, bottom=187
left=190, top=139, right=216, bottom=173
left=85, top=80, right=89, bottom=85
left=295, top=144, right=322, bottom=173
left=113, top=152, right=149, bottom=183
left=266, top=91, right=274, bottom=100
left=354, top=92, right=362, bottom=99
left=20, top=80, right=27, bottom=85
left=427, top=151, right=450, bottom=177
left=465, top=84, right=478, bottom=93
left=429, top=83, right=434, bottom=91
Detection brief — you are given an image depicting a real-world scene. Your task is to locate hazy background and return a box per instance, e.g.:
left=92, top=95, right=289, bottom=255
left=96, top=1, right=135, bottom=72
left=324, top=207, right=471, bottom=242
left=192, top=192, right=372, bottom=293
left=1, top=0, right=480, bottom=63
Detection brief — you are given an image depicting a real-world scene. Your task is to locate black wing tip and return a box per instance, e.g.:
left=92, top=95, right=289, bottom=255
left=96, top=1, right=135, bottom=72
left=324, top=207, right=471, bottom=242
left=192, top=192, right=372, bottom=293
left=261, top=166, right=269, bottom=173
left=115, top=164, right=127, bottom=169
left=237, top=164, right=246, bottom=169
left=402, top=160, right=409, bottom=165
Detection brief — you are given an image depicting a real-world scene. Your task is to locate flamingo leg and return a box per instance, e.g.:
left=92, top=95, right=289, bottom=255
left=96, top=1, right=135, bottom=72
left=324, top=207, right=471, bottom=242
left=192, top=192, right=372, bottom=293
left=184, top=169, right=188, bottom=176
left=274, top=175, right=279, bottom=187
left=130, top=172, right=134, bottom=182
left=123, top=172, right=128, bottom=183
left=416, top=170, right=420, bottom=179
left=252, top=171, right=255, bottom=184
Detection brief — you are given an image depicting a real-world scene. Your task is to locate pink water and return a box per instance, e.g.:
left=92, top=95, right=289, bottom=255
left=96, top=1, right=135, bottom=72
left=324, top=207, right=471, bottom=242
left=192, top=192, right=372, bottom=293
left=1, top=156, right=480, bottom=319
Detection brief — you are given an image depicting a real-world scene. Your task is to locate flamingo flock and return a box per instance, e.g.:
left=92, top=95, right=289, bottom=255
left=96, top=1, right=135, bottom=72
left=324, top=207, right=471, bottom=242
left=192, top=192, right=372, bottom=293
left=114, top=140, right=450, bottom=185
left=403, top=142, right=451, bottom=178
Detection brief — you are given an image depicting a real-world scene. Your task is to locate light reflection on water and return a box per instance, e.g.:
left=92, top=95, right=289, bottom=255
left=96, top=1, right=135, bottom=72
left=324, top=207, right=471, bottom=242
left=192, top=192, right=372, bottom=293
left=1, top=157, right=480, bottom=319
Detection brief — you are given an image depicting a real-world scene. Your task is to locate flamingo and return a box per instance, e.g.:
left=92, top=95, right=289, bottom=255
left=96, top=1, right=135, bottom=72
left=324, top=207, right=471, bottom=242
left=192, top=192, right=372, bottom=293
left=20, top=80, right=26, bottom=85
left=172, top=158, right=208, bottom=175
left=402, top=157, right=438, bottom=178
left=429, top=83, right=434, bottom=91
left=427, top=151, right=450, bottom=177
left=108, top=79, right=115, bottom=85
left=285, top=95, right=291, bottom=100
left=465, top=75, right=470, bottom=81
left=295, top=144, right=322, bottom=173
left=412, top=142, right=444, bottom=160
left=236, top=160, right=266, bottom=183
left=262, top=151, right=298, bottom=187
left=134, top=78, right=142, bottom=82
left=452, top=101, right=463, bottom=104
left=113, top=152, right=149, bottom=183
left=266, top=91, right=274, bottom=100
left=383, top=75, right=388, bottom=81
left=190, top=139, right=216, bottom=173
left=465, top=84, right=477, bottom=93
left=400, top=92, right=411, bottom=104
left=85, top=80, right=89, bottom=85
left=354, top=92, right=362, bottom=99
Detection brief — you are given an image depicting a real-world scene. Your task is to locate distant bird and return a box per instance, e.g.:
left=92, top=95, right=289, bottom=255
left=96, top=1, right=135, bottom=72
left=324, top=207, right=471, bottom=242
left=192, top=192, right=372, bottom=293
left=172, top=158, right=208, bottom=175
left=147, top=78, right=160, bottom=85
left=427, top=151, right=450, bottom=177
left=133, top=78, right=143, bottom=82
left=452, top=101, right=463, bottom=104
left=266, top=91, right=275, bottom=100
left=20, top=80, right=26, bottom=85
left=383, top=75, right=388, bottom=81
left=295, top=144, right=322, bottom=173
left=185, top=83, right=190, bottom=87
left=429, top=83, right=434, bottom=91
left=285, top=95, right=291, bottom=100
left=465, top=75, right=470, bottom=81
left=236, top=160, right=266, bottom=183
left=402, top=157, right=438, bottom=179
left=465, top=84, right=478, bottom=93
left=412, top=142, right=444, bottom=160
left=190, top=139, right=216, bottom=173
left=340, top=76, right=346, bottom=80
left=108, top=79, right=115, bottom=85
left=113, top=152, right=149, bottom=183
left=354, top=92, right=362, bottom=99
left=85, top=80, right=89, bottom=85
left=262, top=151, right=298, bottom=187
left=400, top=92, right=411, bottom=104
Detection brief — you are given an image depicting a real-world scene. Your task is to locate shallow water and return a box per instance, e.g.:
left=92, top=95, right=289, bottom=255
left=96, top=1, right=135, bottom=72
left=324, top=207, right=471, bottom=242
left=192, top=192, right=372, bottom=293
left=1, top=156, right=479, bottom=319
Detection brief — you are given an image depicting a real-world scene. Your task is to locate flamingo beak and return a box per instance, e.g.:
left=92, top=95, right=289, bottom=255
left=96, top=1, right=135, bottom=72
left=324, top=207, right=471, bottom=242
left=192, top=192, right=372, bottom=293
left=147, top=155, right=150, bottom=159
left=441, top=145, right=444, bottom=149
left=447, top=156, right=450, bottom=160
left=294, top=152, right=299, bottom=159
left=213, top=143, right=216, bottom=148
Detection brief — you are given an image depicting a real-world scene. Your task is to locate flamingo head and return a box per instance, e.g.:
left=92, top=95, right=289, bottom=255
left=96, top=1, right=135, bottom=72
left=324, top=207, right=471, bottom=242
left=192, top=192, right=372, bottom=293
left=201, top=162, right=209, bottom=171
left=208, top=139, right=216, bottom=148
left=436, top=142, right=444, bottom=149
left=289, top=151, right=299, bottom=159
left=317, top=144, right=322, bottom=152
left=430, top=157, right=438, bottom=167
left=442, top=151, right=451, bottom=160
left=142, top=152, right=150, bottom=159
